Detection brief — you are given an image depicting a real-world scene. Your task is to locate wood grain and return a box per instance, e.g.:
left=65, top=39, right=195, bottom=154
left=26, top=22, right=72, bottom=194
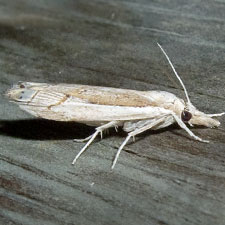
left=1, top=0, right=225, bottom=224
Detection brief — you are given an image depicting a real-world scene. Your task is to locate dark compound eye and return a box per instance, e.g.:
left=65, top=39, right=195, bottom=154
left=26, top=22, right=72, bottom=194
left=181, top=110, right=192, bottom=122
left=20, top=84, right=25, bottom=88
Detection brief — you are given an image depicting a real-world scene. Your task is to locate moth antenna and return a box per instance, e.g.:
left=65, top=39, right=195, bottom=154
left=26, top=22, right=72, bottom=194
left=157, top=43, right=191, bottom=105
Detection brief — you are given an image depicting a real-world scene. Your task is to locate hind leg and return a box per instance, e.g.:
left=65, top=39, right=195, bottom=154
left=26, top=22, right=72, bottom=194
left=72, top=121, right=120, bottom=165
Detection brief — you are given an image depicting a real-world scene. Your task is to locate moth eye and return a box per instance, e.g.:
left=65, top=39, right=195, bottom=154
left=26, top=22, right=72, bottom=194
left=181, top=110, right=192, bottom=122
left=20, top=84, right=25, bottom=88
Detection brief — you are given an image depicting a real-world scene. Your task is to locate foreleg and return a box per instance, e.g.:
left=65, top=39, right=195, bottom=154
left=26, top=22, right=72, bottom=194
left=172, top=113, right=209, bottom=143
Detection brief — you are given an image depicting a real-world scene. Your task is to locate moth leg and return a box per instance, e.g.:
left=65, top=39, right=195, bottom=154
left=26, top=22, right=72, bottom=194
left=73, top=134, right=93, bottom=143
left=111, top=116, right=167, bottom=169
left=74, top=128, right=109, bottom=143
left=172, top=113, right=209, bottom=143
left=114, top=125, right=119, bottom=132
left=100, top=131, right=103, bottom=139
left=72, top=121, right=119, bottom=165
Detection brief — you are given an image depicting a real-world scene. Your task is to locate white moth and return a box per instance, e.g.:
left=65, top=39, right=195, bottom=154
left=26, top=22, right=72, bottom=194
left=6, top=43, right=225, bottom=169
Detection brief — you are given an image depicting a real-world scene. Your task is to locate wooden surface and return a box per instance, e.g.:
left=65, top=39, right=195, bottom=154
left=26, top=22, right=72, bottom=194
left=1, top=1, right=225, bottom=224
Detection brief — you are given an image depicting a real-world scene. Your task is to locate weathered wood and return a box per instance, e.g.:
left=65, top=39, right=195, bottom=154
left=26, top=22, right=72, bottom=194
left=0, top=0, right=225, bottom=224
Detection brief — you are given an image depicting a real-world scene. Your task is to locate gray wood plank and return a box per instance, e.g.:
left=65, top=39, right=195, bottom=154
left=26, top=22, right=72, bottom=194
left=1, top=0, right=225, bottom=225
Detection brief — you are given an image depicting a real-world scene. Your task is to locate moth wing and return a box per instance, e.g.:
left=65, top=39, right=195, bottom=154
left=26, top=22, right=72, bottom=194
left=17, top=89, right=87, bottom=121
left=9, top=82, right=173, bottom=123
left=42, top=83, right=156, bottom=107
left=19, top=91, right=169, bottom=122
left=50, top=98, right=171, bottom=122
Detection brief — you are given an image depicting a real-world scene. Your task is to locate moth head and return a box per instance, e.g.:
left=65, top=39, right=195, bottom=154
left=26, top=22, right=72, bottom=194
left=181, top=102, right=221, bottom=128
left=158, top=43, right=224, bottom=128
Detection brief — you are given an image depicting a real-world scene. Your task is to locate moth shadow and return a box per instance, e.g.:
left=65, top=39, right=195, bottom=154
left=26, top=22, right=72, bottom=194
left=0, top=119, right=209, bottom=142
left=0, top=119, right=94, bottom=140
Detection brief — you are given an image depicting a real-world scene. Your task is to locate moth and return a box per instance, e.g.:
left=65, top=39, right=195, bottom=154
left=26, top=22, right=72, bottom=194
left=6, top=43, right=225, bottom=169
